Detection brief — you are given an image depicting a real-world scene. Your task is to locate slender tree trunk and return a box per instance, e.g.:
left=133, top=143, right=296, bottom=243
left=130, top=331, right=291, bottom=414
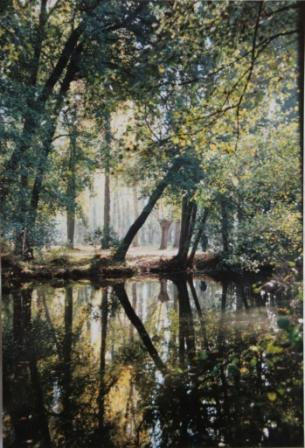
left=220, top=198, right=229, bottom=253
left=298, top=1, right=305, bottom=214
left=67, top=211, right=75, bottom=249
left=132, top=187, right=140, bottom=247
left=113, top=158, right=183, bottom=262
left=173, top=221, right=181, bottom=248
left=102, top=172, right=111, bottom=248
left=159, top=219, right=172, bottom=250
left=102, top=112, right=111, bottom=249
left=188, top=209, right=209, bottom=264
left=221, top=281, right=228, bottom=311
left=172, top=196, right=197, bottom=267
left=67, top=123, right=77, bottom=249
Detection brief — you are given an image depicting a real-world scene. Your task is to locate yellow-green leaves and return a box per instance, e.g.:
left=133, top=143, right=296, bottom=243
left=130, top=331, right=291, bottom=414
left=267, top=392, right=277, bottom=402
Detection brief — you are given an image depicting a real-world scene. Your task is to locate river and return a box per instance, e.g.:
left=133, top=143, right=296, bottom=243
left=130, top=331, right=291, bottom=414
left=2, top=275, right=303, bottom=447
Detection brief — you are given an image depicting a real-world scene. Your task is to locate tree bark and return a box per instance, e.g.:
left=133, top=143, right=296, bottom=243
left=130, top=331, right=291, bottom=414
left=298, top=1, right=305, bottom=214
left=173, top=221, right=181, bottom=248
left=101, top=112, right=111, bottom=249
left=132, top=187, right=140, bottom=247
left=102, top=172, right=111, bottom=248
left=159, top=219, right=172, bottom=250
left=113, top=158, right=183, bottom=262
left=220, top=198, right=229, bottom=253
left=188, top=208, right=209, bottom=264
left=172, top=196, right=197, bottom=267
left=67, top=122, right=77, bottom=249
left=67, top=211, right=76, bottom=249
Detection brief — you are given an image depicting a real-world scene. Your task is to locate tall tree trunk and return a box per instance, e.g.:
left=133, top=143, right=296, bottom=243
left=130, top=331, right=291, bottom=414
left=173, top=221, right=181, bottom=248
left=132, top=187, right=140, bottom=247
left=188, top=208, right=209, bottom=264
left=298, top=1, right=305, bottom=214
left=172, top=196, right=197, bottom=268
left=101, top=112, right=111, bottom=249
left=159, top=219, right=172, bottom=250
left=102, top=172, right=111, bottom=248
left=67, top=211, right=76, bottom=249
left=67, top=122, right=77, bottom=249
left=113, top=158, right=183, bottom=262
left=220, top=198, right=229, bottom=253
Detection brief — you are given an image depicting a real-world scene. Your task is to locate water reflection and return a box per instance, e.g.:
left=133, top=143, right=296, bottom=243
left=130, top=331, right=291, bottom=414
left=3, top=276, right=303, bottom=447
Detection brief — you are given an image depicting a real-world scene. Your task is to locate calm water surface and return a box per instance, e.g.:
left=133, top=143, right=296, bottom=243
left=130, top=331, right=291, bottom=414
left=2, top=276, right=303, bottom=447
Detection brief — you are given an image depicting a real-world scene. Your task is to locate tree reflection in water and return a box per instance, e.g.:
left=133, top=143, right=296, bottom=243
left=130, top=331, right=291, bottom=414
left=3, top=276, right=303, bottom=447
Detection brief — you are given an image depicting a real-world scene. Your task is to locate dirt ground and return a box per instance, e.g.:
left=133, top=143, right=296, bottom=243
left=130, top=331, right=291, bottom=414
left=55, top=245, right=204, bottom=261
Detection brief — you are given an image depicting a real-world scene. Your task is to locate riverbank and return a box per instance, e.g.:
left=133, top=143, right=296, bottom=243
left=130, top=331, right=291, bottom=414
left=1, top=246, right=273, bottom=287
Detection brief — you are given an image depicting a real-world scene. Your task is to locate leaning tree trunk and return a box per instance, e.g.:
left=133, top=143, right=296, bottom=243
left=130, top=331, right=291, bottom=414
left=132, top=187, right=140, bottom=247
left=159, top=219, right=172, bottom=250
left=113, top=158, right=183, bottom=262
